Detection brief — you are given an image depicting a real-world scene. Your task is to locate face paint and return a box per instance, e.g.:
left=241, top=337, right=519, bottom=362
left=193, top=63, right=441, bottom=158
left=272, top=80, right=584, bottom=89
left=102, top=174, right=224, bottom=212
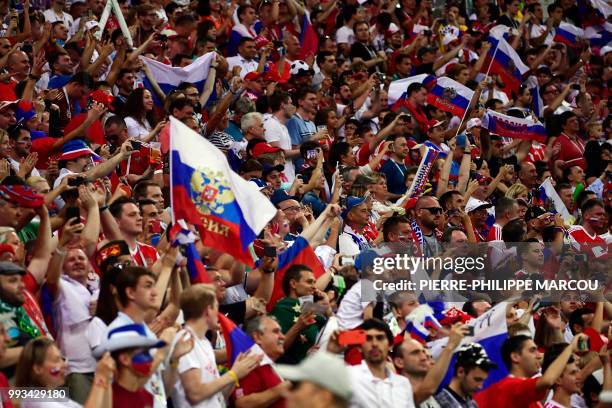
left=131, top=351, right=153, bottom=376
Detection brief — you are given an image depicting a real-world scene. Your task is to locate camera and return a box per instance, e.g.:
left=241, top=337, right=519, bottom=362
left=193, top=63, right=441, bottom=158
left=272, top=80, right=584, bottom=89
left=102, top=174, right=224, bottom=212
left=130, top=140, right=142, bottom=150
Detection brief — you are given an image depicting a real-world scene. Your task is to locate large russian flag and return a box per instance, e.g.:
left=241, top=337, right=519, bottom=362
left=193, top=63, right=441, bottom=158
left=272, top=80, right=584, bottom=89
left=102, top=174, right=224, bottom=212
left=483, top=36, right=529, bottom=96
left=299, top=14, right=319, bottom=60
left=554, top=22, right=585, bottom=47
left=481, top=109, right=547, bottom=143
left=141, top=52, right=215, bottom=106
left=426, top=76, right=474, bottom=117
left=170, top=118, right=277, bottom=267
left=388, top=74, right=436, bottom=107
left=266, top=236, right=326, bottom=312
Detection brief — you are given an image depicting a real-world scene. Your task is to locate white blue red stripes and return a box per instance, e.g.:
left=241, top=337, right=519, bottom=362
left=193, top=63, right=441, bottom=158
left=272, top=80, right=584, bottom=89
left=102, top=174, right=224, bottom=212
left=481, top=109, right=547, bottom=143
left=426, top=76, right=474, bottom=117
left=554, top=22, right=584, bottom=47
left=483, top=36, right=529, bottom=96
left=388, top=74, right=436, bottom=106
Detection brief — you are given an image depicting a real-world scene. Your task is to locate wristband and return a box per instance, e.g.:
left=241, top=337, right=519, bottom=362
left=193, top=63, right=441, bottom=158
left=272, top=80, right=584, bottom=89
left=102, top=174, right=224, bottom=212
left=93, top=376, right=110, bottom=389
left=227, top=370, right=240, bottom=387
left=28, top=74, right=40, bottom=81
left=170, top=359, right=179, bottom=369
left=262, top=268, right=275, bottom=274
left=99, top=205, right=109, bottom=212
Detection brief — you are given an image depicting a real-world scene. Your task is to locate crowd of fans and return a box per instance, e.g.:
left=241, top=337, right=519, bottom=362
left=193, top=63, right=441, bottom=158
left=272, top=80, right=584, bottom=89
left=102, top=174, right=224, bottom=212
left=0, top=0, right=610, bottom=406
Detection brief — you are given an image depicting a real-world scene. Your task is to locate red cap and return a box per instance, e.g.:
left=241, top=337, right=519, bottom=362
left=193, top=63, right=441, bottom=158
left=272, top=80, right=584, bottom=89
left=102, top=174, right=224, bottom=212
left=90, top=90, right=114, bottom=111
left=244, top=72, right=261, bottom=81
left=252, top=142, right=282, bottom=158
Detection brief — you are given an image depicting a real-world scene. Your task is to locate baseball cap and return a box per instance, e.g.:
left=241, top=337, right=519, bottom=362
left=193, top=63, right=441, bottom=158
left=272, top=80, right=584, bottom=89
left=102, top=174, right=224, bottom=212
left=15, top=100, right=36, bottom=123
left=341, top=195, right=369, bottom=219
left=524, top=206, right=547, bottom=223
left=428, top=119, right=446, bottom=130
left=244, top=71, right=262, bottom=82
left=276, top=351, right=353, bottom=401
left=466, top=118, right=482, bottom=130
left=535, top=65, right=552, bottom=76
left=270, top=189, right=298, bottom=206
left=456, top=343, right=498, bottom=370
left=252, top=142, right=282, bottom=158
left=58, top=139, right=95, bottom=161
left=465, top=197, right=493, bottom=213
left=95, top=240, right=131, bottom=272
left=94, top=323, right=166, bottom=358
left=0, top=100, right=18, bottom=111
left=0, top=184, right=44, bottom=208
left=600, top=45, right=612, bottom=56
left=0, top=261, right=25, bottom=276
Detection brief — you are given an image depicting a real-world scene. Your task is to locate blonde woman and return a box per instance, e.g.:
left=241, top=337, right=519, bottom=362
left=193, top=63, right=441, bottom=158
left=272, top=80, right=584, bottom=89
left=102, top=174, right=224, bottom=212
left=506, top=182, right=530, bottom=203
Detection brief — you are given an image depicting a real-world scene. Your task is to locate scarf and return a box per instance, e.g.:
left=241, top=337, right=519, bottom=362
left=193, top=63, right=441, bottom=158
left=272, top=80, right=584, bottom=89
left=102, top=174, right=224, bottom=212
left=0, top=299, right=41, bottom=346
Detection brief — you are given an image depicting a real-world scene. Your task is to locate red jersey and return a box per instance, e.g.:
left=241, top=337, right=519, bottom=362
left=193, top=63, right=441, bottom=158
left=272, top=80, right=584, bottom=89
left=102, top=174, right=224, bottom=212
left=112, top=383, right=153, bottom=408
left=356, top=142, right=371, bottom=166
left=551, top=133, right=586, bottom=170
left=567, top=225, right=609, bottom=259
left=233, top=364, right=286, bottom=408
left=487, top=223, right=503, bottom=242
left=131, top=242, right=159, bottom=268
left=474, top=376, right=546, bottom=408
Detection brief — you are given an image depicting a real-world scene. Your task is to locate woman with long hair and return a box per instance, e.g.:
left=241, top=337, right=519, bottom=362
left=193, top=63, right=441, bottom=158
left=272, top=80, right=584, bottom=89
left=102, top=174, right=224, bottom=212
left=121, top=88, right=157, bottom=140
left=15, top=337, right=114, bottom=408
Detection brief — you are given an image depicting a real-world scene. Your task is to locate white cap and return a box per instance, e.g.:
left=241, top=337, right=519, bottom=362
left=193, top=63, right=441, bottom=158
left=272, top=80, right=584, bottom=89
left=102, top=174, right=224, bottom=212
left=600, top=45, right=612, bottom=56
left=466, top=118, right=482, bottom=130
left=465, top=197, right=493, bottom=213
left=276, top=351, right=353, bottom=400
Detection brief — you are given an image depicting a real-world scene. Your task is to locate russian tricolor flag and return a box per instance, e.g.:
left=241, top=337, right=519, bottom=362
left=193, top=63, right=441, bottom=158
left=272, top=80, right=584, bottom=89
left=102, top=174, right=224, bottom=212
left=266, top=236, right=326, bottom=312
left=426, top=76, right=474, bottom=117
left=170, top=118, right=277, bottom=267
left=483, top=36, right=529, bottom=96
left=405, top=304, right=443, bottom=344
left=170, top=222, right=211, bottom=284
left=388, top=74, right=436, bottom=107
left=539, top=177, right=572, bottom=222
left=554, top=22, right=585, bottom=47
left=299, top=14, right=319, bottom=60
left=481, top=109, right=547, bottom=143
left=218, top=312, right=260, bottom=365
left=141, top=52, right=215, bottom=106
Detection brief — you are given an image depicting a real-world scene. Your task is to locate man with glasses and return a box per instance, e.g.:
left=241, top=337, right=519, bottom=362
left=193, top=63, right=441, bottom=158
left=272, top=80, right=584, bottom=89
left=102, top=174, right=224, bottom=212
left=414, top=195, right=444, bottom=256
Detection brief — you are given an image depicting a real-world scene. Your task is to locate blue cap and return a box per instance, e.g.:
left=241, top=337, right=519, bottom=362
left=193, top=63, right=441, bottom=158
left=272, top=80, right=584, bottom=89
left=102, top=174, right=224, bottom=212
left=270, top=189, right=298, bottom=207
left=341, top=196, right=368, bottom=219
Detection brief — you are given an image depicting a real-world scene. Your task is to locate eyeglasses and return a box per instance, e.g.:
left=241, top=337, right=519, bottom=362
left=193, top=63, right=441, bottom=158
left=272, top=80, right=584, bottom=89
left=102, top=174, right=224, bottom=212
left=281, top=205, right=301, bottom=212
left=421, top=207, right=443, bottom=215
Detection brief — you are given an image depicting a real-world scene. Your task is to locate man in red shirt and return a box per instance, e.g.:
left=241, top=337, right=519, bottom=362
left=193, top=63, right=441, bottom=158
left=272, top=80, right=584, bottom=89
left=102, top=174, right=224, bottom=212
left=551, top=112, right=586, bottom=179
left=568, top=199, right=610, bottom=259
left=474, top=333, right=589, bottom=408
left=109, top=197, right=159, bottom=268
left=233, top=315, right=290, bottom=408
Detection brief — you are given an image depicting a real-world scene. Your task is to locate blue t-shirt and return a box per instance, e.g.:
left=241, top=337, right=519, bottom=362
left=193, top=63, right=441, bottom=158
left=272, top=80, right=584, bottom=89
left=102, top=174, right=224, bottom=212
left=224, top=121, right=244, bottom=142
left=286, top=113, right=316, bottom=146
left=48, top=74, right=71, bottom=89
left=380, top=159, right=408, bottom=195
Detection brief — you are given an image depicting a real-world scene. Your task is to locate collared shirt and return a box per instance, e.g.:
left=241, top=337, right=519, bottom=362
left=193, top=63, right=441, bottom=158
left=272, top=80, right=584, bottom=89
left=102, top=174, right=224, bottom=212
left=226, top=55, right=259, bottom=79
left=348, top=361, right=415, bottom=408
left=339, top=224, right=369, bottom=256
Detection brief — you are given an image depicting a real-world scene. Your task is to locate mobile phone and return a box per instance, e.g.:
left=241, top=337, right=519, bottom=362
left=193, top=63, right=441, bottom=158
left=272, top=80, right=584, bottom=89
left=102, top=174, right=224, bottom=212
left=66, top=207, right=81, bottom=223
left=301, top=301, right=328, bottom=315
left=341, top=256, right=354, bottom=266
left=578, top=336, right=590, bottom=352
left=263, top=245, right=277, bottom=258
left=150, top=219, right=162, bottom=234
left=130, top=140, right=142, bottom=150
left=570, top=84, right=581, bottom=90
left=68, top=176, right=86, bottom=187
left=338, top=330, right=366, bottom=346
left=306, top=149, right=318, bottom=160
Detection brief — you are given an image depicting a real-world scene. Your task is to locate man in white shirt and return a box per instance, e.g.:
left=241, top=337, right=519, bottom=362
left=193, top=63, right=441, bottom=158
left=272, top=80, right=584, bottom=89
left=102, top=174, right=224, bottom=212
left=226, top=38, right=259, bottom=79
left=336, top=4, right=362, bottom=56
left=172, top=284, right=261, bottom=408
left=339, top=196, right=371, bottom=256
left=264, top=91, right=298, bottom=182
left=43, top=0, right=74, bottom=29
left=347, top=318, right=415, bottom=407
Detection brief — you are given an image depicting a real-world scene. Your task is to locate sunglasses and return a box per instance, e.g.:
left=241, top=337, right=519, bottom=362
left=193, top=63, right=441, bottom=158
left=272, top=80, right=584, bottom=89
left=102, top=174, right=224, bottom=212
left=421, top=207, right=443, bottom=215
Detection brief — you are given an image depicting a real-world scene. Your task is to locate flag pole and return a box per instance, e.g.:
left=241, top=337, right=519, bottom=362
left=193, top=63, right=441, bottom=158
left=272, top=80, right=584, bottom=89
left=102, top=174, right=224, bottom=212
left=95, top=0, right=134, bottom=47
left=452, top=39, right=500, bottom=139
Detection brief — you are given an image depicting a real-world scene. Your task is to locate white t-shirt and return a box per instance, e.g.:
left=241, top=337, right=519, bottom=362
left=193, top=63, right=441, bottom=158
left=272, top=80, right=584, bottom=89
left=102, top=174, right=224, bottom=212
left=124, top=116, right=152, bottom=139
left=348, top=361, right=415, bottom=408
left=172, top=327, right=225, bottom=408
left=336, top=279, right=373, bottom=330
left=263, top=113, right=295, bottom=181
left=336, top=25, right=355, bottom=45
left=226, top=55, right=259, bottom=79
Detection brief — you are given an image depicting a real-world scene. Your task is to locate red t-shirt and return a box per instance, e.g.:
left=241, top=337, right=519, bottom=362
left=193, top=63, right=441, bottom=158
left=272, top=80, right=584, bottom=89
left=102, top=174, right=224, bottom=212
left=551, top=133, right=586, bottom=170
left=63, top=114, right=106, bottom=146
left=356, top=142, right=371, bottom=166
left=112, top=383, right=153, bottom=408
left=487, top=223, right=503, bottom=242
left=233, top=364, right=286, bottom=408
left=132, top=242, right=159, bottom=268
left=473, top=376, right=546, bottom=408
